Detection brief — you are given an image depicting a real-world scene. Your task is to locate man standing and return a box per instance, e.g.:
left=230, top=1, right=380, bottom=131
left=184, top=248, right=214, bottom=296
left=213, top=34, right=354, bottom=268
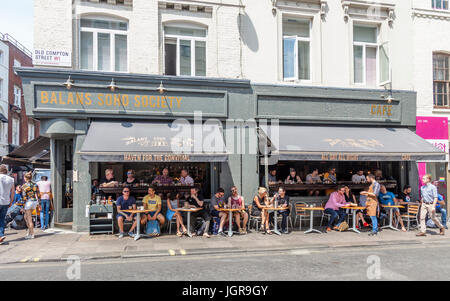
left=0, top=165, right=15, bottom=243
left=36, top=176, right=52, bottom=230
left=417, top=174, right=445, bottom=236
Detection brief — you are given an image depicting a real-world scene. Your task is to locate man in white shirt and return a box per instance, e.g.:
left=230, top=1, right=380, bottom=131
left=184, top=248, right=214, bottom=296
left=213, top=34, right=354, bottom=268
left=0, top=165, right=15, bottom=243
left=179, top=169, right=194, bottom=185
left=352, top=170, right=366, bottom=184
left=36, top=176, right=52, bottom=230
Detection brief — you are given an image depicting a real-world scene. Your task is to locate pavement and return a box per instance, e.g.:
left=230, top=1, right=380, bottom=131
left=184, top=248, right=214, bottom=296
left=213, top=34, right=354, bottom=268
left=0, top=224, right=448, bottom=265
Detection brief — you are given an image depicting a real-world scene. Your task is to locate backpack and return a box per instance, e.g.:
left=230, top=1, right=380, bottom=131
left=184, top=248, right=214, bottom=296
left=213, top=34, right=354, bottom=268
left=337, top=221, right=349, bottom=232
left=146, top=220, right=160, bottom=236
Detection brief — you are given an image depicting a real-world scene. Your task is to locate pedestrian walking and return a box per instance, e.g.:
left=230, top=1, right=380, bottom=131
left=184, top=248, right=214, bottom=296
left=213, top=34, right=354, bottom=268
left=417, top=174, right=445, bottom=236
left=22, top=171, right=40, bottom=239
left=0, top=165, right=15, bottom=243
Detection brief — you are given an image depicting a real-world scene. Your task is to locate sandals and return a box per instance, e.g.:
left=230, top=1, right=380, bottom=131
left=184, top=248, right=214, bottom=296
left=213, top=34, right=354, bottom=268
left=176, top=231, right=183, bottom=237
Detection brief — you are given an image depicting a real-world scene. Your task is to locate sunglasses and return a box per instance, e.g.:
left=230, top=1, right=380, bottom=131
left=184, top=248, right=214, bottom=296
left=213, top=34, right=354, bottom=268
left=123, top=190, right=130, bottom=193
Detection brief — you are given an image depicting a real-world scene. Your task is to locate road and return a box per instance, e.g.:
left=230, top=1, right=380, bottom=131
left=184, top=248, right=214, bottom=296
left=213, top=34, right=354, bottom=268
left=0, top=241, right=449, bottom=281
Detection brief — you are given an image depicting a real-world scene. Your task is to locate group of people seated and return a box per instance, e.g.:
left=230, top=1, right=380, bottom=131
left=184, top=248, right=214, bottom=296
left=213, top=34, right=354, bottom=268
left=115, top=186, right=249, bottom=238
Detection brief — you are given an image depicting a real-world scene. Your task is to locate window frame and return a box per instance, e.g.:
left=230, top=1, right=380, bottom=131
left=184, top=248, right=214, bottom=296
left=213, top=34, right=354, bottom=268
left=78, top=16, right=129, bottom=72
left=163, top=24, right=208, bottom=77
left=13, top=85, right=21, bottom=108
left=13, top=59, right=21, bottom=75
left=0, top=79, right=3, bottom=100
left=28, top=121, right=35, bottom=142
left=433, top=53, right=450, bottom=109
left=282, top=17, right=312, bottom=83
left=432, top=0, right=449, bottom=10
left=12, top=118, right=19, bottom=146
left=352, top=24, right=381, bottom=86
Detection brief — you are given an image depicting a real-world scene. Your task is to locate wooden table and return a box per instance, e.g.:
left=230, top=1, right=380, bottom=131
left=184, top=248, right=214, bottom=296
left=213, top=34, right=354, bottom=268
left=121, top=209, right=153, bottom=241
left=262, top=206, right=287, bottom=235
left=303, top=207, right=325, bottom=234
left=218, top=208, right=242, bottom=237
left=341, top=205, right=366, bottom=233
left=381, top=205, right=405, bottom=231
left=176, top=207, right=202, bottom=237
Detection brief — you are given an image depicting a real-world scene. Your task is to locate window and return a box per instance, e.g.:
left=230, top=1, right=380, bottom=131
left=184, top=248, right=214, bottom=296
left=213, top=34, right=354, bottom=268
left=0, top=51, right=3, bottom=65
left=0, top=79, right=3, bottom=99
left=12, top=118, right=19, bottom=146
left=433, top=53, right=450, bottom=108
left=28, top=121, right=35, bottom=142
left=353, top=25, right=389, bottom=86
left=282, top=18, right=311, bottom=81
left=80, top=18, right=128, bottom=72
left=432, top=0, right=449, bottom=9
left=13, top=59, right=21, bottom=75
left=13, top=85, right=21, bottom=107
left=164, top=26, right=207, bottom=77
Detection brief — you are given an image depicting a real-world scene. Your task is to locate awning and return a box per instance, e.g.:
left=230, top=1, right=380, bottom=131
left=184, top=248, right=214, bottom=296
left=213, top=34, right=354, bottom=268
left=79, top=121, right=229, bottom=162
left=0, top=113, right=7, bottom=123
left=2, top=136, right=50, bottom=167
left=259, top=125, right=446, bottom=161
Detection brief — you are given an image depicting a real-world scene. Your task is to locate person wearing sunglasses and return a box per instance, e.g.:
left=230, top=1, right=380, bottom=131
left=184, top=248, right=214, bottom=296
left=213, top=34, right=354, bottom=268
left=228, top=186, right=248, bottom=234
left=116, top=187, right=137, bottom=239
left=124, top=170, right=138, bottom=186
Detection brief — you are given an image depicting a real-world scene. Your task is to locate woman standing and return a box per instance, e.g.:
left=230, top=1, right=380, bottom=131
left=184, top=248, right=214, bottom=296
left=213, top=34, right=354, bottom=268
left=22, top=171, right=40, bottom=239
left=166, top=193, right=188, bottom=237
left=252, top=187, right=272, bottom=235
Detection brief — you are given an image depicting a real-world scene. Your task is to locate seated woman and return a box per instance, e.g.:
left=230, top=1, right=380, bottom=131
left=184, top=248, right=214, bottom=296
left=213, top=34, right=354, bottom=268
left=356, top=187, right=370, bottom=228
left=285, top=168, right=303, bottom=184
left=124, top=169, right=138, bottom=186
left=166, top=193, right=188, bottom=237
left=252, top=187, right=272, bottom=235
left=229, top=186, right=248, bottom=234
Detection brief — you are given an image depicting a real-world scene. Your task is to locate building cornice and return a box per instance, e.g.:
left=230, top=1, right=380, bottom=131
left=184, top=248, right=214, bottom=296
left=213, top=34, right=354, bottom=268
left=341, top=0, right=395, bottom=24
left=412, top=7, right=450, bottom=21
left=81, top=0, right=133, bottom=7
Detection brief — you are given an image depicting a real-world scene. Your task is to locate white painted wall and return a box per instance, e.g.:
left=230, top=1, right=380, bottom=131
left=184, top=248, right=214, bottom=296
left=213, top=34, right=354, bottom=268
left=0, top=40, right=9, bottom=155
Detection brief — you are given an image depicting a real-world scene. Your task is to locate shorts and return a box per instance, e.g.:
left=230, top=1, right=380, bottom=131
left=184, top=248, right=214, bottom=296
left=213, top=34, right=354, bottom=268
left=117, top=211, right=133, bottom=220
left=251, top=209, right=262, bottom=217
left=24, top=201, right=38, bottom=210
left=211, top=210, right=226, bottom=218
left=147, top=211, right=161, bottom=218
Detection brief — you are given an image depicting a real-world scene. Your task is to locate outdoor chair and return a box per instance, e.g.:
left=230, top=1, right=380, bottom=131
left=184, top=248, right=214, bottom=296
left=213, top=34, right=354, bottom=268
left=276, top=202, right=294, bottom=231
left=294, top=202, right=309, bottom=231
left=248, top=205, right=262, bottom=231
left=400, top=204, right=419, bottom=231
left=320, top=202, right=334, bottom=227
left=167, top=214, right=177, bottom=234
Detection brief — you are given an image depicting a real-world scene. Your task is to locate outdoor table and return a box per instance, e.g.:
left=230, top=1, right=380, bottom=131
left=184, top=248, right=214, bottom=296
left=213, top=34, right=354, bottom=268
left=381, top=205, right=405, bottom=231
left=303, top=207, right=325, bottom=234
left=121, top=209, right=153, bottom=241
left=176, top=207, right=202, bottom=237
left=262, top=206, right=287, bottom=235
left=341, top=205, right=366, bottom=233
left=218, top=208, right=242, bottom=237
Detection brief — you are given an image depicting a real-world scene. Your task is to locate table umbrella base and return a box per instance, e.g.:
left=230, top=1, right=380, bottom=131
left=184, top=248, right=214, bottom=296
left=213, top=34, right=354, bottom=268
left=304, top=228, right=322, bottom=234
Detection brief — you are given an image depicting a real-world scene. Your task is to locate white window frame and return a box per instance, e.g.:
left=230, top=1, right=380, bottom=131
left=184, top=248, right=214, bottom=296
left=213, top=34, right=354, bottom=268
left=79, top=16, right=129, bottom=72
left=12, top=118, right=19, bottom=146
left=432, top=0, right=449, bottom=10
left=0, top=79, right=3, bottom=100
left=13, top=59, right=21, bottom=75
left=0, top=51, right=3, bottom=66
left=163, top=24, right=207, bottom=77
left=353, top=24, right=380, bottom=86
left=13, top=85, right=21, bottom=108
left=282, top=17, right=312, bottom=83
left=28, top=121, right=35, bottom=142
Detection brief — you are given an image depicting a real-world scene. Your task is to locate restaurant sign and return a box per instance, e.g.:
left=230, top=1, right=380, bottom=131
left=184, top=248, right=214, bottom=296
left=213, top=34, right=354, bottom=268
left=34, top=86, right=227, bottom=117
left=123, top=153, right=190, bottom=162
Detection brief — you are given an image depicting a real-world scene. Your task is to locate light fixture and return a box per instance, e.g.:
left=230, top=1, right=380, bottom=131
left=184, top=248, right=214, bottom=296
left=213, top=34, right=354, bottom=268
left=108, top=78, right=118, bottom=92
left=380, top=81, right=398, bottom=104
left=158, top=81, right=166, bottom=94
left=64, top=76, right=74, bottom=90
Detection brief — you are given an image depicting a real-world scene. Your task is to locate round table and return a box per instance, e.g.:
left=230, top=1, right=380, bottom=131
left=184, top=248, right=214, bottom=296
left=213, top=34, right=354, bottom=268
left=262, top=206, right=288, bottom=235
left=121, top=209, right=154, bottom=241
left=218, top=208, right=242, bottom=237
left=380, top=205, right=405, bottom=231
left=302, top=207, right=325, bottom=234
left=176, top=208, right=202, bottom=237
left=341, top=206, right=366, bottom=233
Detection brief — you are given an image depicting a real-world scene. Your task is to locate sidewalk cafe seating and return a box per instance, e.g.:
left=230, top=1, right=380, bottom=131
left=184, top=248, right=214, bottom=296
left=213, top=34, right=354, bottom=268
left=320, top=202, right=333, bottom=227
left=294, top=202, right=310, bottom=230
left=276, top=203, right=294, bottom=231
left=248, top=205, right=262, bottom=231
left=400, top=204, right=419, bottom=231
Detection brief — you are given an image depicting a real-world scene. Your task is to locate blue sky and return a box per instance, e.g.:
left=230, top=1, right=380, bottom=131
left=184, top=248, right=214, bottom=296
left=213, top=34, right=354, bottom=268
left=0, top=0, right=34, bottom=51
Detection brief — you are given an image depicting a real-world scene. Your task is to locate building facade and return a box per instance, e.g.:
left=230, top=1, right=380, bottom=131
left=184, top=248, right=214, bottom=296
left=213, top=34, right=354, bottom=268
left=0, top=37, right=9, bottom=156
left=26, top=0, right=446, bottom=231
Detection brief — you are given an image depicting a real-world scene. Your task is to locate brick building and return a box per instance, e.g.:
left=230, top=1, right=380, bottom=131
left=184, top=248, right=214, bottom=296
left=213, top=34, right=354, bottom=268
left=0, top=33, right=40, bottom=152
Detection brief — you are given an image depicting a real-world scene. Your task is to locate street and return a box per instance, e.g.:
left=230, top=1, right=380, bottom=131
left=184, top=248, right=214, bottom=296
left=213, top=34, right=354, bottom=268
left=1, top=240, right=449, bottom=281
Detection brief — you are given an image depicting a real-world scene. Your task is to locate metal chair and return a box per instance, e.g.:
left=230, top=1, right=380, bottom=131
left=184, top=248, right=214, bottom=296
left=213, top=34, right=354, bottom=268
left=401, top=204, right=419, bottom=231
left=320, top=202, right=333, bottom=227
left=167, top=214, right=177, bottom=234
left=294, top=202, right=309, bottom=231
left=248, top=205, right=262, bottom=231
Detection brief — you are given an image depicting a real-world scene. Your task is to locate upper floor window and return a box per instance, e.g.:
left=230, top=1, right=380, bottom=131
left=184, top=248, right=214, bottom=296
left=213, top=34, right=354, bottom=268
left=164, top=25, right=207, bottom=77
left=0, top=79, right=3, bottom=100
left=282, top=18, right=311, bottom=81
left=0, top=51, right=3, bottom=65
left=80, top=18, right=128, bottom=72
left=28, top=121, right=35, bottom=142
left=13, top=59, right=21, bottom=75
left=353, top=25, right=389, bottom=86
left=13, top=85, right=21, bottom=107
left=12, top=118, right=19, bottom=146
left=432, top=0, right=449, bottom=9
left=433, top=53, right=450, bottom=108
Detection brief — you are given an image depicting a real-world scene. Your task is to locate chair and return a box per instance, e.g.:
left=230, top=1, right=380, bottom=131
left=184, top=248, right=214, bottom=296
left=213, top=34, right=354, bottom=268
left=167, top=214, right=177, bottom=234
left=294, top=202, right=309, bottom=231
left=401, top=204, right=419, bottom=231
left=320, top=202, right=333, bottom=227
left=248, top=205, right=262, bottom=231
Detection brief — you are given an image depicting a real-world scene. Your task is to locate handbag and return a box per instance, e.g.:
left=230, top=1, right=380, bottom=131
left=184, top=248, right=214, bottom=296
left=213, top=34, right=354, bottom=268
left=146, top=219, right=160, bottom=236
left=338, top=221, right=349, bottom=232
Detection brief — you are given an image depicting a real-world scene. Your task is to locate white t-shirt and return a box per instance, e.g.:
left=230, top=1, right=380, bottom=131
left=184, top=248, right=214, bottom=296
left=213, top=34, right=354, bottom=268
left=352, top=174, right=366, bottom=184
left=0, top=174, right=14, bottom=205
left=37, top=180, right=51, bottom=200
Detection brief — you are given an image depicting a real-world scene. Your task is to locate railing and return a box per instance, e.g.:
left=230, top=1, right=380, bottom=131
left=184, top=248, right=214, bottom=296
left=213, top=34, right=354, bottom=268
left=0, top=32, right=32, bottom=58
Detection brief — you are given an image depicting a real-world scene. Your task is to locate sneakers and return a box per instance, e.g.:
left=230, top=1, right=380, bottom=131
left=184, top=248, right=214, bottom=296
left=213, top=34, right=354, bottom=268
left=118, top=232, right=124, bottom=239
left=326, top=227, right=332, bottom=232
left=282, top=229, right=289, bottom=234
left=218, top=230, right=227, bottom=237
left=368, top=232, right=378, bottom=236
left=24, top=235, right=35, bottom=240
left=128, top=232, right=136, bottom=238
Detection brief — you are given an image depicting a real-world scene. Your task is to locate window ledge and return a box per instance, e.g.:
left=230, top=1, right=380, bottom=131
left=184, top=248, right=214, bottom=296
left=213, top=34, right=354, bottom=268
left=432, top=108, right=450, bottom=113
left=275, top=0, right=328, bottom=17
left=413, top=8, right=450, bottom=21
left=341, top=0, right=395, bottom=23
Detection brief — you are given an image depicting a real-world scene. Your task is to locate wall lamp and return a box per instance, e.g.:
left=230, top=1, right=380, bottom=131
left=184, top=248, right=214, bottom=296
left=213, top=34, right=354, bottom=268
left=108, top=78, right=118, bottom=92
left=63, top=76, right=74, bottom=90
left=158, top=81, right=166, bottom=94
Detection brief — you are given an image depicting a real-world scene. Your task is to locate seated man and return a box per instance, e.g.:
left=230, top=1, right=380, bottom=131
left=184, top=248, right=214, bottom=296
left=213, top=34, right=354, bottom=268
left=262, top=169, right=278, bottom=186
left=351, top=170, right=366, bottom=184
left=152, top=168, right=174, bottom=185
left=324, top=185, right=354, bottom=232
left=273, top=186, right=290, bottom=234
left=142, top=187, right=166, bottom=231
left=185, top=187, right=211, bottom=238
left=378, top=185, right=406, bottom=232
left=323, top=168, right=337, bottom=184
left=306, top=168, right=321, bottom=196
left=210, top=188, right=228, bottom=236
left=179, top=169, right=194, bottom=185
left=397, top=185, right=412, bottom=214
left=116, top=187, right=138, bottom=238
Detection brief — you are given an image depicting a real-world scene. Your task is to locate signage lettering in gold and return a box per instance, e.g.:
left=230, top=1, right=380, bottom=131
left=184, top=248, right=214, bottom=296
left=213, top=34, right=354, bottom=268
left=321, top=153, right=359, bottom=161
left=371, top=104, right=393, bottom=117
left=123, top=153, right=190, bottom=162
